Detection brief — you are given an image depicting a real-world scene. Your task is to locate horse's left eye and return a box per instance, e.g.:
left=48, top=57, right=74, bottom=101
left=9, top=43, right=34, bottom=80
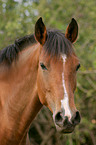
left=76, top=64, right=80, bottom=71
left=40, top=63, right=47, bottom=70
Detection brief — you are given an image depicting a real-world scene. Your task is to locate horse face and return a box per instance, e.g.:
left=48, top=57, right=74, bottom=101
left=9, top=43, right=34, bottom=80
left=35, top=17, right=81, bottom=133
left=37, top=52, right=81, bottom=133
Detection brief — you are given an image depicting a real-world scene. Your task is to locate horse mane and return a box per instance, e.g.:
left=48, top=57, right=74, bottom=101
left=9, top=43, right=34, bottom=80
left=0, top=29, right=73, bottom=65
left=0, top=34, right=36, bottom=64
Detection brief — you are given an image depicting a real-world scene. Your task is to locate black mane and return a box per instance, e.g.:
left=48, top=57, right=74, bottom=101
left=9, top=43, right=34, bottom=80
left=0, top=30, right=73, bottom=65
left=0, top=34, right=36, bottom=64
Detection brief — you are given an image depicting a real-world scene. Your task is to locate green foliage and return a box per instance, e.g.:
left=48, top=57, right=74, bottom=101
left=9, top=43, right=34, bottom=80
left=0, top=0, right=96, bottom=144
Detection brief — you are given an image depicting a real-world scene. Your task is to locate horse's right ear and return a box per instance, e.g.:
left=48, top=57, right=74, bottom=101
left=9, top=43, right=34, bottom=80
left=35, top=17, right=47, bottom=45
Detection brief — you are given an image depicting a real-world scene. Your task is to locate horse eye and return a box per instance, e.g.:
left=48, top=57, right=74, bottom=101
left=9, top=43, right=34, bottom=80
left=76, top=64, right=80, bottom=71
left=40, top=63, right=47, bottom=70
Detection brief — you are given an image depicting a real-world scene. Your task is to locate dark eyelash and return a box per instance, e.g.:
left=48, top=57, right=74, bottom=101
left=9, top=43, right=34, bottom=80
left=40, top=63, right=47, bottom=70
left=76, top=64, right=80, bottom=71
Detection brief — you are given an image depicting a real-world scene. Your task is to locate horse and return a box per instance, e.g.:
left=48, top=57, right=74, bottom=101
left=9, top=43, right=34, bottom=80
left=0, top=17, right=81, bottom=145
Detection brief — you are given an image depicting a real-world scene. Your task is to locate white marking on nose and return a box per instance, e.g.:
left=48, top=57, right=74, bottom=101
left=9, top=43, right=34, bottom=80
left=61, top=55, right=72, bottom=120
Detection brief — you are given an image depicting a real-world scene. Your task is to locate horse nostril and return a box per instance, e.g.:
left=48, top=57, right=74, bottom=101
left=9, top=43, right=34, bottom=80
left=55, top=112, right=69, bottom=127
left=55, top=112, right=63, bottom=123
left=72, top=111, right=81, bottom=125
left=75, top=111, right=81, bottom=124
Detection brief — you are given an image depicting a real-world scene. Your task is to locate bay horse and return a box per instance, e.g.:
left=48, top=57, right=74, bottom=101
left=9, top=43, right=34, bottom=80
left=0, top=17, right=81, bottom=145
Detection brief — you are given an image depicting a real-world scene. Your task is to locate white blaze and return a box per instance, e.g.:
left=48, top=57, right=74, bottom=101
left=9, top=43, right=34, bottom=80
left=61, top=55, right=72, bottom=119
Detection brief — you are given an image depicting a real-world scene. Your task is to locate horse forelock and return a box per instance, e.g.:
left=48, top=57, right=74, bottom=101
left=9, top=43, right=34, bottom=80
left=43, top=29, right=73, bottom=58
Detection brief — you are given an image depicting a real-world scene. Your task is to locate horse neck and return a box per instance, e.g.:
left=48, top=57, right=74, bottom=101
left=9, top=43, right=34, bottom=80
left=0, top=43, right=42, bottom=144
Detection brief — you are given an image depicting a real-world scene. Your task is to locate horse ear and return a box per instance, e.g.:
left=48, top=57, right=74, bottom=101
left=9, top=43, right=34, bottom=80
left=65, top=18, right=78, bottom=43
left=35, top=17, right=47, bottom=45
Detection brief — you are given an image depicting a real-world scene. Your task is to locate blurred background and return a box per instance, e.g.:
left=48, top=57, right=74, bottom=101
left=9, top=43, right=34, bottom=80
left=0, top=0, right=96, bottom=145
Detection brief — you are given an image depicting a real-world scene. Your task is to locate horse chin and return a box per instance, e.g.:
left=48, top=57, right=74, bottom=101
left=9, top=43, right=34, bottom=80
left=55, top=124, right=75, bottom=134
left=60, top=128, right=74, bottom=134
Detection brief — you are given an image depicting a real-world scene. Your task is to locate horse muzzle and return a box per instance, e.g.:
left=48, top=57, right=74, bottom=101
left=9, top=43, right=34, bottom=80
left=53, top=110, right=81, bottom=133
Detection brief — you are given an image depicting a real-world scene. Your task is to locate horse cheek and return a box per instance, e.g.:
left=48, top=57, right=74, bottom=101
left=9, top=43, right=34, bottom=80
left=37, top=74, right=47, bottom=105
